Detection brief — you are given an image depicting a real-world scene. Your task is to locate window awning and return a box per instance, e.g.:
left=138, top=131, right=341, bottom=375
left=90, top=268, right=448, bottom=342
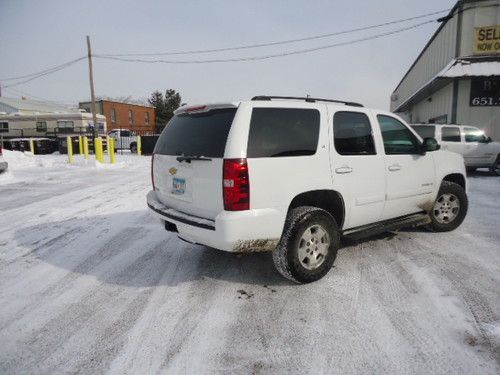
left=439, top=58, right=500, bottom=78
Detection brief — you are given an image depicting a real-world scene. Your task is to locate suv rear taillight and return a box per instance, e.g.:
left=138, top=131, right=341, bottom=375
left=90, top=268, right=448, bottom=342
left=151, top=154, right=155, bottom=190
left=223, top=158, right=249, bottom=211
left=0, top=145, right=2, bottom=155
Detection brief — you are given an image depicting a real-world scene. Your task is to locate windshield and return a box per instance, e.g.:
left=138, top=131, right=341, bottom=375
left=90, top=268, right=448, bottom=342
left=154, top=108, right=236, bottom=157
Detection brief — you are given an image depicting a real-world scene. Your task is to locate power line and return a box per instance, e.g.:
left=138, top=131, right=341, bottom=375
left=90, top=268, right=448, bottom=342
left=3, top=57, right=86, bottom=89
left=95, top=20, right=436, bottom=65
left=0, top=57, right=86, bottom=83
left=99, top=9, right=449, bottom=57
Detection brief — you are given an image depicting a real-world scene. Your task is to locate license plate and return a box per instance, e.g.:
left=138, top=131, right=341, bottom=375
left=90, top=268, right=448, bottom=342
left=172, top=177, right=186, bottom=195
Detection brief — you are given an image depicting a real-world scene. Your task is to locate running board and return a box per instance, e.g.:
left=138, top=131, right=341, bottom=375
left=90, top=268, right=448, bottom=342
left=342, top=212, right=430, bottom=241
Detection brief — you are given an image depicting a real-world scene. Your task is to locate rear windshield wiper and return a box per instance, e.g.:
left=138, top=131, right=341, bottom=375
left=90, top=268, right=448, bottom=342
left=176, top=155, right=212, bottom=163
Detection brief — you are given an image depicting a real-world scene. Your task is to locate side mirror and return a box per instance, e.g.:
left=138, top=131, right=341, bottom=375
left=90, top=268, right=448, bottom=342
left=421, top=137, right=440, bottom=154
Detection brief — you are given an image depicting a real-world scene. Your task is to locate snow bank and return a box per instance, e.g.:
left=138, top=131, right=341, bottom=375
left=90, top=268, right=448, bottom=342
left=0, top=150, right=151, bottom=186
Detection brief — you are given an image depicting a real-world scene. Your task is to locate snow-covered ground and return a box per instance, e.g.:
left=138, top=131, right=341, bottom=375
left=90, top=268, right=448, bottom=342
left=0, top=150, right=499, bottom=374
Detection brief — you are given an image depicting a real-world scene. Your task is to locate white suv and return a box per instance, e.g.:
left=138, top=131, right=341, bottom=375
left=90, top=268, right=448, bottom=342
left=411, top=124, right=500, bottom=175
left=0, top=144, right=8, bottom=173
left=147, top=96, right=468, bottom=283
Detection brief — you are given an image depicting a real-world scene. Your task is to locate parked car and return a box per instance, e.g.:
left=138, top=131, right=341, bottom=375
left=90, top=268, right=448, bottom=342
left=107, top=129, right=137, bottom=151
left=411, top=124, right=500, bottom=175
left=147, top=96, right=468, bottom=283
left=0, top=143, right=8, bottom=173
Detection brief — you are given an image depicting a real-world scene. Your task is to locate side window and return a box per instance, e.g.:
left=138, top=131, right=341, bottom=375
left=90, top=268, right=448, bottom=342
left=411, top=125, right=435, bottom=139
left=247, top=108, right=320, bottom=157
left=333, top=111, right=376, bottom=155
left=441, top=126, right=461, bottom=142
left=121, top=130, right=131, bottom=137
left=464, top=127, right=487, bottom=143
left=377, top=115, right=420, bottom=155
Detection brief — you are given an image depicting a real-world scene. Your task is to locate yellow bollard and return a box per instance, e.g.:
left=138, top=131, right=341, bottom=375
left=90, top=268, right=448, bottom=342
left=78, top=135, right=83, bottom=155
left=83, top=136, right=89, bottom=160
left=137, top=135, right=142, bottom=156
left=109, top=137, right=115, bottom=164
left=95, top=137, right=103, bottom=163
left=29, top=138, right=35, bottom=154
left=67, top=136, right=74, bottom=164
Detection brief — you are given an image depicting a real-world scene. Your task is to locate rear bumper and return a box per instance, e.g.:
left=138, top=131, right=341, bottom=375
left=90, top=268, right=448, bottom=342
left=146, top=190, right=284, bottom=252
left=0, top=161, right=8, bottom=172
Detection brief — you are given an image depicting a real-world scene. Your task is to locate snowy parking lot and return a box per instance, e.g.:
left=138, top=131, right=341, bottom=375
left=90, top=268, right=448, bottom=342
left=0, top=151, right=499, bottom=374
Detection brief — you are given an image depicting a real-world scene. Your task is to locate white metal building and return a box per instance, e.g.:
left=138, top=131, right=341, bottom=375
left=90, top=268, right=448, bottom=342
left=390, top=0, right=500, bottom=140
left=0, top=97, right=106, bottom=138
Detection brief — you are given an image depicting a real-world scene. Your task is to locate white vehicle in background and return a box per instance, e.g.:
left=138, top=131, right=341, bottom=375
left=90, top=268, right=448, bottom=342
left=107, top=129, right=138, bottom=152
left=147, top=96, right=468, bottom=283
left=411, top=124, right=500, bottom=175
left=0, top=143, right=8, bottom=173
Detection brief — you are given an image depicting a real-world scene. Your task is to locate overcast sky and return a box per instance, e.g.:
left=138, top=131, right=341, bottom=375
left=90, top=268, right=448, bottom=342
left=0, top=0, right=456, bottom=109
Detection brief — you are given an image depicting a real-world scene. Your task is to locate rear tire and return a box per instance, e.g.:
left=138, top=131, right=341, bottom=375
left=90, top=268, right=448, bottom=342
left=428, top=181, right=468, bottom=232
left=130, top=143, right=137, bottom=153
left=272, top=206, right=339, bottom=283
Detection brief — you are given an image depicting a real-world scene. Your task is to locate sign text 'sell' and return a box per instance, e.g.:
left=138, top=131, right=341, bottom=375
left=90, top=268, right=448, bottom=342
left=470, top=78, right=500, bottom=107
left=474, top=25, right=500, bottom=55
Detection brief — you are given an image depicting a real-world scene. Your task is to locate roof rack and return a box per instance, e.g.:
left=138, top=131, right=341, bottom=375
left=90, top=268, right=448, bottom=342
left=251, top=95, right=363, bottom=107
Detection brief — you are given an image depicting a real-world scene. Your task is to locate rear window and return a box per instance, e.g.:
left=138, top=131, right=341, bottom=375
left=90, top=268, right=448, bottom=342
left=411, top=125, right=435, bottom=139
left=154, top=108, right=236, bottom=157
left=247, top=108, right=320, bottom=158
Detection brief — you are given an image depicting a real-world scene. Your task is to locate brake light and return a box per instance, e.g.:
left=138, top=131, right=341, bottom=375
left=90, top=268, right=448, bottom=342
left=184, top=105, right=207, bottom=113
left=223, top=158, right=249, bottom=211
left=151, top=154, right=155, bottom=190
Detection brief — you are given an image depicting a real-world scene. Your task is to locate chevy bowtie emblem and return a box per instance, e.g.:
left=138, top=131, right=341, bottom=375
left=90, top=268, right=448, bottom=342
left=169, top=167, right=177, bottom=175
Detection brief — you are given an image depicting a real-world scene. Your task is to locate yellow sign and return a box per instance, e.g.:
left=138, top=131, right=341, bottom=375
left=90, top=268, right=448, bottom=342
left=474, top=25, right=500, bottom=55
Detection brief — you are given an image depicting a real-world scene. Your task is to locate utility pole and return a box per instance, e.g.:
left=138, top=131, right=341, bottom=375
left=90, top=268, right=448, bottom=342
left=86, top=36, right=98, bottom=139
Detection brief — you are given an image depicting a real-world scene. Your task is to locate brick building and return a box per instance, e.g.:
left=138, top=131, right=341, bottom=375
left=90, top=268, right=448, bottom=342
left=79, top=100, right=155, bottom=133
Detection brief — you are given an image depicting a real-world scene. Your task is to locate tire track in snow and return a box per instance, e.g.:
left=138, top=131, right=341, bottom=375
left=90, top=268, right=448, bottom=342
left=0, top=235, right=173, bottom=374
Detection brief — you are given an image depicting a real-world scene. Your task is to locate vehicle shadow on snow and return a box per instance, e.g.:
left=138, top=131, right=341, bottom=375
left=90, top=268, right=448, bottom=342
left=467, top=169, right=496, bottom=178
left=13, top=210, right=290, bottom=288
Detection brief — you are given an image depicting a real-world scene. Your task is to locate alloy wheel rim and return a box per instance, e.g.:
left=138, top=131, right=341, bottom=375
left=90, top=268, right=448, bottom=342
left=433, top=193, right=460, bottom=224
left=297, top=224, right=330, bottom=270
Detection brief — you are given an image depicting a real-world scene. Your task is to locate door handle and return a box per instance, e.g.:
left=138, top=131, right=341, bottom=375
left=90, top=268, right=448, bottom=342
left=388, top=164, right=402, bottom=171
left=335, top=166, right=353, bottom=174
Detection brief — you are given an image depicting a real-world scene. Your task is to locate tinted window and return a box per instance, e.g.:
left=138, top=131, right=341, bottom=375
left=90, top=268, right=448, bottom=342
left=464, top=127, right=487, bottom=143
left=154, top=108, right=236, bottom=157
left=441, top=126, right=461, bottom=142
left=411, top=125, right=435, bottom=139
left=247, top=108, right=319, bottom=157
left=121, top=130, right=132, bottom=137
left=333, top=112, right=375, bottom=155
left=377, top=115, right=420, bottom=154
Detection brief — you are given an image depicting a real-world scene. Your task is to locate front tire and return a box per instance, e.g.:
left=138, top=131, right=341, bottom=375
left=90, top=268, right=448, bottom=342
left=428, top=181, right=468, bottom=232
left=490, top=157, right=500, bottom=176
left=272, top=206, right=339, bottom=283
